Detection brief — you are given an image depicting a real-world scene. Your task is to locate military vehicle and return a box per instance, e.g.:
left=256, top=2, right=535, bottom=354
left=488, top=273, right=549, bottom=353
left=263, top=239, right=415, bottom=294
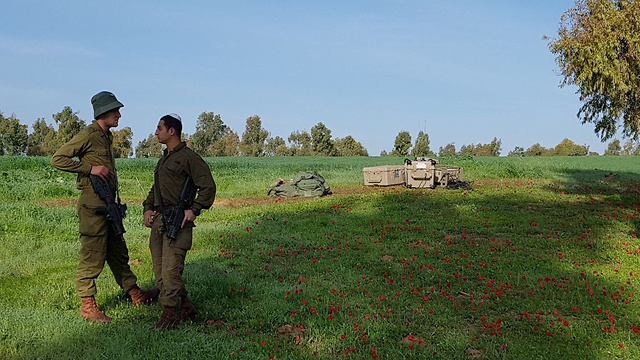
left=363, top=157, right=464, bottom=189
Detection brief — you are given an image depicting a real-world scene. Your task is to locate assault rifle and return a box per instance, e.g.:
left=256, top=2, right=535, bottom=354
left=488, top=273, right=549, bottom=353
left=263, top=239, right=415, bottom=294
left=164, top=177, right=196, bottom=241
left=89, top=175, right=127, bottom=237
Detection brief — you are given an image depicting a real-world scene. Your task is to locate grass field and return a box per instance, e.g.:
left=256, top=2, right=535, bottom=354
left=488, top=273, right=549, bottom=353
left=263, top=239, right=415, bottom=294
left=2, top=155, right=640, bottom=359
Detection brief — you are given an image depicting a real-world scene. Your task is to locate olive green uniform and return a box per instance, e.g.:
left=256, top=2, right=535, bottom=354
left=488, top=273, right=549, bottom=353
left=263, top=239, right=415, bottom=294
left=51, top=121, right=138, bottom=297
left=143, top=142, right=215, bottom=308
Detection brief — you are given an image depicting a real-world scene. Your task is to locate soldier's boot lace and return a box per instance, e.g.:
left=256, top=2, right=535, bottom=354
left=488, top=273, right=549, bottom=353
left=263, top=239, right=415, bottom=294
left=80, top=296, right=112, bottom=323
left=179, top=297, right=197, bottom=322
left=154, top=306, right=180, bottom=330
left=128, top=285, right=160, bottom=306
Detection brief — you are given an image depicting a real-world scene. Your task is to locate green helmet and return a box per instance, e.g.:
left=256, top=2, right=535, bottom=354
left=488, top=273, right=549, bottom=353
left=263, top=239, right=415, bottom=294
left=91, top=91, right=124, bottom=119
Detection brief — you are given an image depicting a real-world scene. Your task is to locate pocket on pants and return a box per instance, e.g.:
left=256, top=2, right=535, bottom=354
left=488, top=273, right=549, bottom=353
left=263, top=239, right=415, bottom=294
left=78, top=203, right=108, bottom=236
left=171, top=225, right=193, bottom=251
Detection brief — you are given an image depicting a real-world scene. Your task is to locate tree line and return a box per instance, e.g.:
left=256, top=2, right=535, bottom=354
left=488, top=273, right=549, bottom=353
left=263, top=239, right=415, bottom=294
left=1, top=107, right=637, bottom=158
left=0, top=108, right=370, bottom=158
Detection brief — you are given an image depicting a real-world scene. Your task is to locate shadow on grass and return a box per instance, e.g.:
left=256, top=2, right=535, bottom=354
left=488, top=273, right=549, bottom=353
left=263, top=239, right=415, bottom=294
left=7, top=172, right=640, bottom=359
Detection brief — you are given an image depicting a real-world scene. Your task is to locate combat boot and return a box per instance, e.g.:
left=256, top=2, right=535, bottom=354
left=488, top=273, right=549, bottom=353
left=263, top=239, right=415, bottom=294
left=179, top=297, right=197, bottom=322
left=154, top=306, right=180, bottom=330
left=128, top=285, right=160, bottom=306
left=80, top=296, right=112, bottom=323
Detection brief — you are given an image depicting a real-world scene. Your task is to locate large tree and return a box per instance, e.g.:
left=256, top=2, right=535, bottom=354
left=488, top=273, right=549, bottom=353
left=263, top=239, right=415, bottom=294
left=239, top=115, right=269, bottom=156
left=548, top=0, right=640, bottom=140
left=411, top=131, right=434, bottom=157
left=391, top=131, right=412, bottom=157
left=112, top=127, right=133, bottom=158
left=524, top=143, right=550, bottom=157
left=27, top=118, right=56, bottom=156
left=334, top=135, right=368, bottom=156
left=288, top=130, right=313, bottom=156
left=438, top=143, right=456, bottom=157
left=0, top=113, right=28, bottom=155
left=310, top=122, right=335, bottom=156
left=52, top=106, right=85, bottom=150
left=188, top=111, right=232, bottom=156
left=604, top=139, right=622, bottom=155
left=551, top=138, right=589, bottom=156
left=265, top=136, right=290, bottom=156
left=135, top=134, right=163, bottom=158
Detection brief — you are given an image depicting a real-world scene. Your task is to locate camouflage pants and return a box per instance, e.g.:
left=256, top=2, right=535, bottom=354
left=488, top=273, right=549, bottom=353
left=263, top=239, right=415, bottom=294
left=76, top=189, right=137, bottom=297
left=149, top=215, right=193, bottom=308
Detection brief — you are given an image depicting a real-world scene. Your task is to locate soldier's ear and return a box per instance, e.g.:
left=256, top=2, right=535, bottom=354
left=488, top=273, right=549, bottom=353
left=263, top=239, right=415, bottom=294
left=168, top=127, right=176, bottom=136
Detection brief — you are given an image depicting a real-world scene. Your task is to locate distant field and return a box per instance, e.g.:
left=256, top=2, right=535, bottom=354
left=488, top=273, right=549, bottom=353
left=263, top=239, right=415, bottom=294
left=2, top=155, right=640, bottom=359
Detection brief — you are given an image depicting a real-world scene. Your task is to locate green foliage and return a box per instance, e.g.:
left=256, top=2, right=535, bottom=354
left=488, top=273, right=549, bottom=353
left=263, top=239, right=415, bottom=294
left=411, top=131, right=434, bottom=157
left=548, top=0, right=640, bottom=140
left=550, top=138, right=589, bottom=156
left=604, top=139, right=622, bottom=156
left=623, top=139, right=640, bottom=155
left=134, top=134, right=163, bottom=158
left=508, top=146, right=525, bottom=157
left=458, top=137, right=502, bottom=156
left=27, top=118, right=56, bottom=156
left=334, top=135, right=368, bottom=156
left=0, top=112, right=28, bottom=155
left=188, top=112, right=236, bottom=156
left=288, top=130, right=313, bottom=156
left=524, top=143, right=550, bottom=156
left=391, top=130, right=411, bottom=156
left=112, top=127, right=133, bottom=158
left=52, top=106, right=86, bottom=150
left=438, top=143, right=456, bottom=157
left=310, top=122, right=335, bottom=156
left=239, top=115, right=269, bottom=157
left=264, top=136, right=290, bottom=156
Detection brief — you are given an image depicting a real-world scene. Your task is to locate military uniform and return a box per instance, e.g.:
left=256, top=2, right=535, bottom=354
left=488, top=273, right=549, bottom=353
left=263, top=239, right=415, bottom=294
left=143, top=142, right=216, bottom=308
left=52, top=120, right=139, bottom=297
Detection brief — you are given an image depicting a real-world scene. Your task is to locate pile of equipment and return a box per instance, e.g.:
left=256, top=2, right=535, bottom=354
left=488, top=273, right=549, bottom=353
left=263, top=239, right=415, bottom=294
left=363, top=157, right=464, bottom=189
left=268, top=171, right=332, bottom=197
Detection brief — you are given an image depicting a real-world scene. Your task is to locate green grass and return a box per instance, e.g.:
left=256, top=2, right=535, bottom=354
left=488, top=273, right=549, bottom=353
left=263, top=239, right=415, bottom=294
left=2, top=155, right=640, bottom=359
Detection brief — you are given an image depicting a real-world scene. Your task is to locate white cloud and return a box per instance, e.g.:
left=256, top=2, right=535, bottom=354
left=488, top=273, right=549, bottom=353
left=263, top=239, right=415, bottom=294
left=0, top=36, right=101, bottom=58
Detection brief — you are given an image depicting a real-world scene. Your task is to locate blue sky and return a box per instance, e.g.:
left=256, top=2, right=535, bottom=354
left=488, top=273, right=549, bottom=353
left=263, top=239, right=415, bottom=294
left=0, top=1, right=610, bottom=155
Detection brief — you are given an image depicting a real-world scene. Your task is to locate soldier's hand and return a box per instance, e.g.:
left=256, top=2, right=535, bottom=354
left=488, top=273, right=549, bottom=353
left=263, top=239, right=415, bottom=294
left=144, top=210, right=156, bottom=228
left=91, top=165, right=112, bottom=181
left=181, top=209, right=196, bottom=229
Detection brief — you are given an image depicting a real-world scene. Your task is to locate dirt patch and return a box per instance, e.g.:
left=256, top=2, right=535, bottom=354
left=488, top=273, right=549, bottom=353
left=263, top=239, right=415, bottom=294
left=277, top=324, right=306, bottom=336
left=128, top=259, right=143, bottom=266
left=400, top=334, right=427, bottom=347
left=41, top=199, right=77, bottom=208
left=380, top=255, right=395, bottom=261
left=467, top=348, right=485, bottom=358
left=39, top=185, right=402, bottom=209
left=213, top=186, right=382, bottom=208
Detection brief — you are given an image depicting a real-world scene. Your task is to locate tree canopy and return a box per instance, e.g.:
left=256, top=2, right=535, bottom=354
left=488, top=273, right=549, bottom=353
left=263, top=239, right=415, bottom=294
left=548, top=0, right=640, bottom=140
left=112, top=127, right=133, bottom=158
left=411, top=131, right=434, bottom=157
left=135, top=134, right=163, bottom=158
left=240, top=115, right=269, bottom=157
left=0, top=113, right=28, bottom=155
left=391, top=131, right=412, bottom=157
